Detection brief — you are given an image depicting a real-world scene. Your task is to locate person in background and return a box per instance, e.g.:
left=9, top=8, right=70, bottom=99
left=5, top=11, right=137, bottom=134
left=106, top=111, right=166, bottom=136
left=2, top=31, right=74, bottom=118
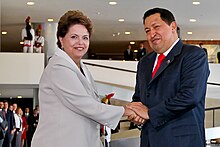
left=3, top=101, right=15, bottom=147
left=33, top=25, right=45, bottom=53
left=21, top=109, right=28, bottom=147
left=8, top=105, right=13, bottom=112
left=0, top=102, right=4, bottom=111
left=217, top=51, right=220, bottom=63
left=199, top=43, right=208, bottom=55
left=13, top=107, right=23, bottom=147
left=31, top=10, right=139, bottom=147
left=21, top=16, right=35, bottom=53
left=124, top=44, right=134, bottom=60
left=137, top=42, right=146, bottom=60
left=127, top=7, right=210, bottom=147
left=24, top=108, right=30, bottom=120
left=12, top=103, right=17, bottom=114
left=34, top=105, right=39, bottom=117
left=26, top=109, right=38, bottom=147
left=0, top=108, right=8, bottom=147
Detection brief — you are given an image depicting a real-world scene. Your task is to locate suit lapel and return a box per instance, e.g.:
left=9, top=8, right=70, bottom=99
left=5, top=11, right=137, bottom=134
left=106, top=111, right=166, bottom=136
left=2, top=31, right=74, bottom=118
left=144, top=53, right=157, bottom=85
left=149, top=40, right=183, bottom=84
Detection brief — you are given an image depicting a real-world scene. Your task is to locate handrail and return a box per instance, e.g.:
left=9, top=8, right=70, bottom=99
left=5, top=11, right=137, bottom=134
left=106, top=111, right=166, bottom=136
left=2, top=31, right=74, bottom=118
left=207, top=82, right=220, bottom=86
left=83, top=62, right=136, bottom=73
left=84, top=62, right=220, bottom=86
left=205, top=106, right=220, bottom=127
left=205, top=106, right=220, bottom=111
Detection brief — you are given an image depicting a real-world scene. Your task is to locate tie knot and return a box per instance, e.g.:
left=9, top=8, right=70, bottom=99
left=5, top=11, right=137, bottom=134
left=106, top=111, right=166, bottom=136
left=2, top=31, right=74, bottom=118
left=158, top=54, right=165, bottom=61
left=152, top=54, right=166, bottom=78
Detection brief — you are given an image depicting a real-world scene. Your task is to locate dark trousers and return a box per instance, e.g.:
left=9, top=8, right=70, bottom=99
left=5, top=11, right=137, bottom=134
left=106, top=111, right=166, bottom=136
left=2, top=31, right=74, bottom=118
left=3, top=131, right=14, bottom=147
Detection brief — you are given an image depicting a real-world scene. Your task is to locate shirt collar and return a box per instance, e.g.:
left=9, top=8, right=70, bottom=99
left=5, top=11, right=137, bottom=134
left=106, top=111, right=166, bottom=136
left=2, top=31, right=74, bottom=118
left=160, top=38, right=179, bottom=57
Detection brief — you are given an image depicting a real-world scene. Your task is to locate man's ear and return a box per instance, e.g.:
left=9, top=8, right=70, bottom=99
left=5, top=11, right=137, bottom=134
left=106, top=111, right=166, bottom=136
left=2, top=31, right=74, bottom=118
left=59, top=37, right=63, bottom=48
left=171, top=21, right=177, bottom=32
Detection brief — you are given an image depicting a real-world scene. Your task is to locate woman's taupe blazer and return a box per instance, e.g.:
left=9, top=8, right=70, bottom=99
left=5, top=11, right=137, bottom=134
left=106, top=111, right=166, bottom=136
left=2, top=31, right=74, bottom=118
left=31, top=48, right=124, bottom=147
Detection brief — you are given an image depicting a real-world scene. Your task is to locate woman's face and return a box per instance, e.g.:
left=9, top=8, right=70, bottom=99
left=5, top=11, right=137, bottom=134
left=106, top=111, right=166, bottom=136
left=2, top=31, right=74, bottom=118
left=59, top=24, right=90, bottom=62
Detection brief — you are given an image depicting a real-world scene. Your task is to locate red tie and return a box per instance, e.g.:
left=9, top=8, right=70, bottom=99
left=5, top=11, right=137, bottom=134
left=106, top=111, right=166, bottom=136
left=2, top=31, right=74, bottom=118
left=152, top=54, right=165, bottom=78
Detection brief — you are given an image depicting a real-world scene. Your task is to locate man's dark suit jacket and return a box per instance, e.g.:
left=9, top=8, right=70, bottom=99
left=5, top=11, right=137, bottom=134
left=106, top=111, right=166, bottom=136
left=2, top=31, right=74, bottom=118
left=137, top=48, right=146, bottom=61
left=124, top=49, right=133, bottom=61
left=133, top=40, right=210, bottom=147
left=5, top=110, right=14, bottom=133
left=0, top=111, right=7, bottom=130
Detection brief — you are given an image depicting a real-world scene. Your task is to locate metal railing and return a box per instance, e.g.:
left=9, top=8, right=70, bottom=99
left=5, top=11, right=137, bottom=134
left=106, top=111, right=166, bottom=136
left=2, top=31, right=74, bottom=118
left=84, top=62, right=220, bottom=127
left=205, top=106, right=220, bottom=127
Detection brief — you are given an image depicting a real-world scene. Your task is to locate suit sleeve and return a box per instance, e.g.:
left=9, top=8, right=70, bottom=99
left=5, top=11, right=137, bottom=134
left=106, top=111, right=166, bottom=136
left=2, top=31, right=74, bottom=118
left=50, top=64, right=124, bottom=129
left=132, top=62, right=141, bottom=102
left=149, top=47, right=210, bottom=129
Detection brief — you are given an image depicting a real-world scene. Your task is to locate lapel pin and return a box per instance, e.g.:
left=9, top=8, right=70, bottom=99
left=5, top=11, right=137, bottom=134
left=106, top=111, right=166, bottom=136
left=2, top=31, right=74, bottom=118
left=166, top=60, right=170, bottom=64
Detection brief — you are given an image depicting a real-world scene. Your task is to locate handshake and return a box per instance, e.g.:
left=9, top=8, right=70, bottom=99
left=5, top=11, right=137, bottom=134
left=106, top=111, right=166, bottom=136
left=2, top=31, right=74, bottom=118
left=123, top=102, right=149, bottom=125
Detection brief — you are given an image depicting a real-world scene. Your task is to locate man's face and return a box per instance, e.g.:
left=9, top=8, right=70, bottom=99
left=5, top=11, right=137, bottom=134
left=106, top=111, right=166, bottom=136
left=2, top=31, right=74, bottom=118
left=144, top=13, right=177, bottom=54
left=0, top=102, right=4, bottom=109
left=4, top=102, right=8, bottom=109
left=25, top=108, right=30, bottom=113
left=139, top=43, right=144, bottom=49
left=13, top=103, right=17, bottom=111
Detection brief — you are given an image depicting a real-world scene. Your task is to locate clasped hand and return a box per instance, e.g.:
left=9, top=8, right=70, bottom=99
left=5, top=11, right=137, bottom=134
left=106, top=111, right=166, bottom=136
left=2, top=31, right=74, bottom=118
left=124, top=102, right=149, bottom=125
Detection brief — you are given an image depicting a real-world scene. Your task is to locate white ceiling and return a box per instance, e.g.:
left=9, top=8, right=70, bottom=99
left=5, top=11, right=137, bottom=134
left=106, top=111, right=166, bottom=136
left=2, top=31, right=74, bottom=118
left=1, top=0, right=220, bottom=49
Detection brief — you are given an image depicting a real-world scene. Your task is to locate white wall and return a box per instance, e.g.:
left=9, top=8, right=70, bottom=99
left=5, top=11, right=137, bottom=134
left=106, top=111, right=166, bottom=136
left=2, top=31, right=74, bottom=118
left=0, top=57, right=219, bottom=99
left=0, top=53, right=44, bottom=85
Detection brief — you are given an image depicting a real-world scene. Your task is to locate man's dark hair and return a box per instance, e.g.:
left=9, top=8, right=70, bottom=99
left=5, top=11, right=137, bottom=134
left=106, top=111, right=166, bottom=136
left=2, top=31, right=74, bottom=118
left=143, top=8, right=175, bottom=25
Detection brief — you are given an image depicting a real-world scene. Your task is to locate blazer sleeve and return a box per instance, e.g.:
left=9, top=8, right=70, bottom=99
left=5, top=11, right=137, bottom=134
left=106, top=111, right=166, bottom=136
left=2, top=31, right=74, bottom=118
left=149, top=47, right=210, bottom=129
left=49, top=63, right=124, bottom=129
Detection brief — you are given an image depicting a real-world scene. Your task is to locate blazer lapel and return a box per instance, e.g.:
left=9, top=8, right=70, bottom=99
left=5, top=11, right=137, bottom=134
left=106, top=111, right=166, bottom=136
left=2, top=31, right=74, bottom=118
left=55, top=49, right=100, bottom=101
left=80, top=62, right=100, bottom=100
left=149, top=40, right=183, bottom=83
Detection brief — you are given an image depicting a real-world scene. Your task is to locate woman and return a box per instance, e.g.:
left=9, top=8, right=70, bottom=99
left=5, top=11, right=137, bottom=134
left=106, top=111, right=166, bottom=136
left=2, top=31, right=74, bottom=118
left=21, top=110, right=28, bottom=147
left=31, top=10, right=136, bottom=147
left=14, top=107, right=23, bottom=147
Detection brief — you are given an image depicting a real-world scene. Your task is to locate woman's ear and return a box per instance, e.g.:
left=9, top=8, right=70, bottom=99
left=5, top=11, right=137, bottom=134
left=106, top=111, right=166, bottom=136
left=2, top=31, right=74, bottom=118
left=59, top=37, right=63, bottom=48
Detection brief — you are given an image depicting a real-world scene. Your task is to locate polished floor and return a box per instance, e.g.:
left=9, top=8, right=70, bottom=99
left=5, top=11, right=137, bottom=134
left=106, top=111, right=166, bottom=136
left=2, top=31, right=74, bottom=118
left=109, top=121, right=220, bottom=147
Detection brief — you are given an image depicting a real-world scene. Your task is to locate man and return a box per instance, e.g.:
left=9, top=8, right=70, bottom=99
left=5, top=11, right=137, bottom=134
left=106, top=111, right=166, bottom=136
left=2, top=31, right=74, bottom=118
left=199, top=43, right=208, bottom=55
left=137, top=42, right=146, bottom=61
left=0, top=107, right=8, bottom=146
left=24, top=108, right=30, bottom=121
left=0, top=102, right=4, bottom=111
left=128, top=8, right=210, bottom=147
left=12, top=103, right=17, bottom=114
left=3, top=101, right=15, bottom=147
left=124, top=44, right=134, bottom=61
left=217, top=51, right=220, bottom=63
left=21, top=16, right=35, bottom=53
left=26, top=109, right=39, bottom=147
left=33, top=25, right=45, bottom=53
